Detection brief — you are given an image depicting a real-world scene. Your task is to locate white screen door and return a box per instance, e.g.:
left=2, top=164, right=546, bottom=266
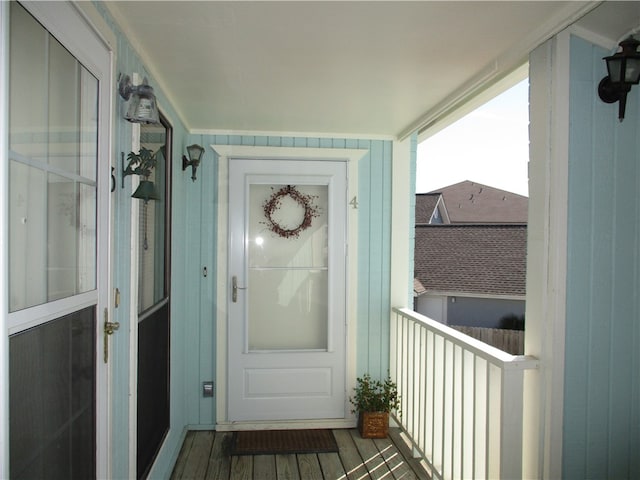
left=5, top=2, right=111, bottom=478
left=228, top=159, right=347, bottom=422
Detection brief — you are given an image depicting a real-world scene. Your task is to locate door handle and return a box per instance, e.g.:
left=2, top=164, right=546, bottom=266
left=232, top=276, right=247, bottom=303
left=103, top=308, right=120, bottom=363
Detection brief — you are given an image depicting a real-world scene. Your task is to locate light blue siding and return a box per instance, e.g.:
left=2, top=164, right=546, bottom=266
left=201, top=135, right=394, bottom=383
left=89, top=4, right=401, bottom=477
left=92, top=3, right=192, bottom=478
left=564, top=34, right=640, bottom=479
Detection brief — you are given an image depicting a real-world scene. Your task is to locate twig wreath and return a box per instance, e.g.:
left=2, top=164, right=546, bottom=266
left=262, top=185, right=320, bottom=239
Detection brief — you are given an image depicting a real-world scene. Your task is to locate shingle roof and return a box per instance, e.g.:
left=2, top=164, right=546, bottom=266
left=414, top=278, right=427, bottom=297
left=414, top=224, right=527, bottom=297
left=415, top=193, right=441, bottom=224
left=428, top=180, right=528, bottom=224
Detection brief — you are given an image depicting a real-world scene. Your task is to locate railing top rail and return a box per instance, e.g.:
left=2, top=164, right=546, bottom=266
left=392, top=307, right=539, bottom=370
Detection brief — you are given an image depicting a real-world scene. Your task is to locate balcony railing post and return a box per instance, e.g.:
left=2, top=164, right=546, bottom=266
left=500, top=363, right=526, bottom=478
left=391, top=307, right=538, bottom=480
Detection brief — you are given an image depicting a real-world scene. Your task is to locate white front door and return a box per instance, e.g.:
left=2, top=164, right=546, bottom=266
left=3, top=1, right=112, bottom=478
left=228, top=159, right=347, bottom=422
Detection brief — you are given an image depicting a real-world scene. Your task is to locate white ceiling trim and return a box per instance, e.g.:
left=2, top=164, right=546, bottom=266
left=211, top=145, right=368, bottom=163
left=400, top=1, right=602, bottom=141
left=417, top=64, right=528, bottom=143
left=192, top=128, right=394, bottom=141
left=569, top=23, right=622, bottom=51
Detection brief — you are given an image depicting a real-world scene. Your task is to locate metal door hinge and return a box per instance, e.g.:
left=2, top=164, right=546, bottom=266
left=232, top=275, right=247, bottom=303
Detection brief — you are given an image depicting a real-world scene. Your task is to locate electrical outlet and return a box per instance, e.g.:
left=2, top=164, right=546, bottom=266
left=202, top=381, right=214, bottom=398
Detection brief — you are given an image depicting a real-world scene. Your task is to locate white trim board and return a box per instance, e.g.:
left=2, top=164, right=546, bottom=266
left=191, top=128, right=394, bottom=142
left=0, top=3, right=10, bottom=476
left=403, top=2, right=599, bottom=141
left=522, top=30, right=570, bottom=480
left=215, top=419, right=356, bottom=432
left=213, top=144, right=366, bottom=427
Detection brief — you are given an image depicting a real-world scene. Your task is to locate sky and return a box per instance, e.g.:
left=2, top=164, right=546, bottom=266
left=416, top=79, right=529, bottom=197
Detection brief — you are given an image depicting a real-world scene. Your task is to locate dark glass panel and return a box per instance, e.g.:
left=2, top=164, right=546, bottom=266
left=10, top=307, right=96, bottom=479
left=137, top=303, right=170, bottom=479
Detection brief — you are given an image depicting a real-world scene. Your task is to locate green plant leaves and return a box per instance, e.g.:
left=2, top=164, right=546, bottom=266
left=349, top=373, right=401, bottom=415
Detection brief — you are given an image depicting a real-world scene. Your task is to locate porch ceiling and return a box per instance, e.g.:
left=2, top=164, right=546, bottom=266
left=105, top=1, right=635, bottom=138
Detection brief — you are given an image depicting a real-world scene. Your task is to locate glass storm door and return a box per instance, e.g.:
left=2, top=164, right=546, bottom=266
left=6, top=2, right=111, bottom=478
left=228, top=159, right=347, bottom=422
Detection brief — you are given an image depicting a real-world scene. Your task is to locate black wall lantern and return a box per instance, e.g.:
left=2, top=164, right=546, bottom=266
left=598, top=36, right=640, bottom=121
left=182, top=144, right=205, bottom=182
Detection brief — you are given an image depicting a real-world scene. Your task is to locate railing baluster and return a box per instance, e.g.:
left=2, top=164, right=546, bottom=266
left=452, top=344, right=458, bottom=480
left=429, top=329, right=435, bottom=472
left=441, top=337, right=447, bottom=479
left=390, top=308, right=538, bottom=480
left=414, top=324, right=420, bottom=455
left=459, top=348, right=464, bottom=480
left=418, top=325, right=425, bottom=457
left=472, top=354, right=477, bottom=480
left=485, top=360, right=491, bottom=479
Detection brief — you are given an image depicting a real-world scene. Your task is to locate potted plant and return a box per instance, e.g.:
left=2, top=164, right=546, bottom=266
left=350, top=373, right=401, bottom=438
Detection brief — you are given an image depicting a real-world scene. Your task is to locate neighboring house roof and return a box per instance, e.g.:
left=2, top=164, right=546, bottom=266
left=414, top=224, right=527, bottom=297
left=427, top=180, right=528, bottom=224
left=415, top=193, right=450, bottom=224
left=413, top=278, right=427, bottom=297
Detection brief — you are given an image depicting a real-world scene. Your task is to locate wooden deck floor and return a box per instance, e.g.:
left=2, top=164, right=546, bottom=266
left=170, top=428, right=430, bottom=480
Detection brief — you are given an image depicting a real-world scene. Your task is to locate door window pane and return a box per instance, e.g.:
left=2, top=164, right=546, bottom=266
left=249, top=269, right=328, bottom=350
left=48, top=36, right=80, bottom=175
left=249, top=184, right=328, bottom=268
left=247, top=184, right=329, bottom=351
left=138, top=125, right=168, bottom=313
left=8, top=2, right=98, bottom=311
left=8, top=2, right=47, bottom=160
left=9, top=162, right=47, bottom=309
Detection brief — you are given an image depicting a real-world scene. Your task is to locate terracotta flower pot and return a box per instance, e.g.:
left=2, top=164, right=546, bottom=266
left=358, top=411, right=389, bottom=438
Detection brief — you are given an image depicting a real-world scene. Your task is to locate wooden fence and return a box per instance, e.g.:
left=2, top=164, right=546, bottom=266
left=450, top=326, right=524, bottom=355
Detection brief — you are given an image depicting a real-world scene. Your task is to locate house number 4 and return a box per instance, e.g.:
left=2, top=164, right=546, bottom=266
left=349, top=196, right=358, bottom=209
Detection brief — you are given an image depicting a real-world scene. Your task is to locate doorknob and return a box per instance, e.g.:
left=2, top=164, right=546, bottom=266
left=232, top=276, right=247, bottom=303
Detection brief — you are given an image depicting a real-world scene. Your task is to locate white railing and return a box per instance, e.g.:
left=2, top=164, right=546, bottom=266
left=390, top=308, right=538, bottom=480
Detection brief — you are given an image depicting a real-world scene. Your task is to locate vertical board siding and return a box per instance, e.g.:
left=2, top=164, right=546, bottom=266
left=184, top=151, right=204, bottom=426
left=85, top=4, right=400, bottom=479
left=565, top=35, right=640, bottom=479
left=205, top=135, right=393, bottom=380
left=91, top=3, right=191, bottom=478
left=358, top=140, right=372, bottom=369
left=367, top=139, right=385, bottom=377
left=634, top=117, right=640, bottom=479
left=408, top=133, right=418, bottom=308
left=197, top=132, right=217, bottom=427
left=609, top=89, right=637, bottom=478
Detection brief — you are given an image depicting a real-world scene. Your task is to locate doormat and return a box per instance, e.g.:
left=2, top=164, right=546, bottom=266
left=229, top=429, right=338, bottom=456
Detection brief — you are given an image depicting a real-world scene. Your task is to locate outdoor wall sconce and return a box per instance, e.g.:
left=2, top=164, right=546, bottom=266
left=118, top=74, right=160, bottom=124
left=598, top=36, right=640, bottom=121
left=121, top=150, right=160, bottom=202
left=182, top=144, right=205, bottom=182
